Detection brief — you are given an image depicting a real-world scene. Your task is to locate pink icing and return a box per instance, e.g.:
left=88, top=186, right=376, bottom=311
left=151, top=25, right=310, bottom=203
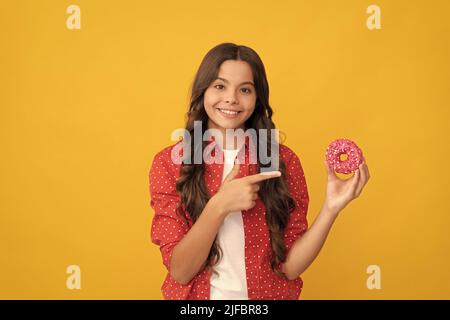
left=326, top=139, right=364, bottom=174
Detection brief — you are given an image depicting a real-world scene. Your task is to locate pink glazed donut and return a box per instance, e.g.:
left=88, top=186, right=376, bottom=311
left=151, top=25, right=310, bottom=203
left=326, top=139, right=364, bottom=174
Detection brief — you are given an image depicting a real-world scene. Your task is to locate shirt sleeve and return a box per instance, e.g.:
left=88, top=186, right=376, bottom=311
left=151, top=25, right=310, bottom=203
left=149, top=149, right=189, bottom=271
left=283, top=150, right=309, bottom=253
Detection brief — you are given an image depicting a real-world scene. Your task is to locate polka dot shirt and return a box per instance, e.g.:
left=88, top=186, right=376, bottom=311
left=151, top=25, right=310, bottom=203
left=149, top=138, right=309, bottom=300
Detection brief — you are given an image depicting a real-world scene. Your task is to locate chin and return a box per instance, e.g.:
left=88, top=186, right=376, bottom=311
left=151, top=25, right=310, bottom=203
left=216, top=119, right=245, bottom=130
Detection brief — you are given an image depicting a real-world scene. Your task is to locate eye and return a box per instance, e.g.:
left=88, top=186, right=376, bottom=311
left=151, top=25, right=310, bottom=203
left=241, top=87, right=252, bottom=94
left=214, top=84, right=224, bottom=90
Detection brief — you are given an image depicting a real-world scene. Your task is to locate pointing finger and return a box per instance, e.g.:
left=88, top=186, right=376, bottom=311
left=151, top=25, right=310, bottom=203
left=244, top=171, right=282, bottom=184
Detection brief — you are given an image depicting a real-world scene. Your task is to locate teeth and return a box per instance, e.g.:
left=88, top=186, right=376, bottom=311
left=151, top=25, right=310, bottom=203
left=219, top=109, right=239, bottom=115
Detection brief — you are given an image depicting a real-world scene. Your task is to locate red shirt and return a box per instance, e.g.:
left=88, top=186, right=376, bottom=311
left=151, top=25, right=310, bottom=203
left=149, top=137, right=309, bottom=299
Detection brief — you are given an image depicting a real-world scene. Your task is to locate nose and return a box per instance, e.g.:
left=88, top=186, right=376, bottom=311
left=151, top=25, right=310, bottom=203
left=224, top=93, right=238, bottom=105
left=221, top=86, right=238, bottom=104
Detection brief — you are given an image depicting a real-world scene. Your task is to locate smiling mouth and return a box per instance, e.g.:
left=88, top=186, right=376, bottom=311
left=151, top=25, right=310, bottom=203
left=217, top=108, right=242, bottom=116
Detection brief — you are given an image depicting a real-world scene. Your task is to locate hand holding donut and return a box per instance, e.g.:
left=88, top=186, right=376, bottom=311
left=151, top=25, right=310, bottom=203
left=323, top=139, right=370, bottom=215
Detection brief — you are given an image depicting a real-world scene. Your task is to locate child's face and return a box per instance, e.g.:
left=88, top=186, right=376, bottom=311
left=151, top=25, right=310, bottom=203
left=204, top=60, right=257, bottom=132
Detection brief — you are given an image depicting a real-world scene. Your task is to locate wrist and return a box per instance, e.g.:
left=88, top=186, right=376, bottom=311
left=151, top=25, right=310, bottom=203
left=208, top=193, right=227, bottom=219
left=321, top=201, right=340, bottom=219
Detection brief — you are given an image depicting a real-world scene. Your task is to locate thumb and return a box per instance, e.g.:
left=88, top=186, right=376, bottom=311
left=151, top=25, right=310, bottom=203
left=324, top=160, right=337, bottom=180
left=222, top=161, right=240, bottom=184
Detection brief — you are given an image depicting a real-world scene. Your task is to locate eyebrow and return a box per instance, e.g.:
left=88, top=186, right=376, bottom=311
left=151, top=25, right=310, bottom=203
left=215, top=77, right=255, bottom=87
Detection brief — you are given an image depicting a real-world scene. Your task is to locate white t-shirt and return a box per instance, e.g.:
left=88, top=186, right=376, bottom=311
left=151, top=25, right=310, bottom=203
left=209, top=148, right=249, bottom=300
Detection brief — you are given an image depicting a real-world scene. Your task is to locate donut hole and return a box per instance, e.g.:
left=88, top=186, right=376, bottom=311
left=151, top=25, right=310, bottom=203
left=336, top=172, right=353, bottom=180
left=336, top=153, right=354, bottom=179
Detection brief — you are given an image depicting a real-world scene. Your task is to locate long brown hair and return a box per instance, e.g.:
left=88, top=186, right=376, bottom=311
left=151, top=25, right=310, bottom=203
left=175, top=43, right=296, bottom=278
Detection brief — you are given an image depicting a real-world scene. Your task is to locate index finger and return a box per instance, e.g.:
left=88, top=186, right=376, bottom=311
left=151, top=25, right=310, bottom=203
left=243, top=171, right=282, bottom=184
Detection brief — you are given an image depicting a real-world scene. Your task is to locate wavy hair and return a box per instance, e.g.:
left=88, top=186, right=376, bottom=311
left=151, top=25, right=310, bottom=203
left=175, top=43, right=296, bottom=278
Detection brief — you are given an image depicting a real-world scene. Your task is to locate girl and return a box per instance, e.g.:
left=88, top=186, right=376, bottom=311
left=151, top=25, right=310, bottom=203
left=149, top=43, right=370, bottom=300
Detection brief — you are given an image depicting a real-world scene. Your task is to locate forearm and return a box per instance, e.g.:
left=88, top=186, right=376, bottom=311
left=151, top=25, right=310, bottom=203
left=282, top=205, right=338, bottom=280
left=169, top=195, right=225, bottom=285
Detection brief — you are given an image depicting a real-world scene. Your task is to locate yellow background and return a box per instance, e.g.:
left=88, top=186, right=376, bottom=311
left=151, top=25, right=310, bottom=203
left=1, top=0, right=449, bottom=299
